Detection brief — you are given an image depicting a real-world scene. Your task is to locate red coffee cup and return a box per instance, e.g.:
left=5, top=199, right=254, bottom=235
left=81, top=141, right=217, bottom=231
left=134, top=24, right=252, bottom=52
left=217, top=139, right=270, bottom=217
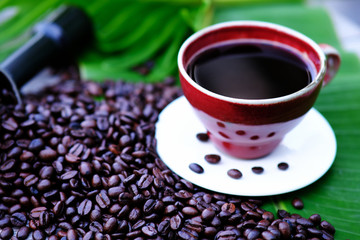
left=178, top=21, right=340, bottom=159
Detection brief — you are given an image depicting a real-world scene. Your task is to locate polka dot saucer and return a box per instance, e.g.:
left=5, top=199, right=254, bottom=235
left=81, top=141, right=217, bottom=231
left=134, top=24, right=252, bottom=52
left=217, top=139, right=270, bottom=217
left=155, top=96, right=337, bottom=196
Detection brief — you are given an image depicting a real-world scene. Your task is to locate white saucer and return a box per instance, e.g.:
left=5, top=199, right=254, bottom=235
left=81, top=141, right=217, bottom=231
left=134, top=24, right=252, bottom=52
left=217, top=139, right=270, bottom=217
left=155, top=96, right=337, bottom=196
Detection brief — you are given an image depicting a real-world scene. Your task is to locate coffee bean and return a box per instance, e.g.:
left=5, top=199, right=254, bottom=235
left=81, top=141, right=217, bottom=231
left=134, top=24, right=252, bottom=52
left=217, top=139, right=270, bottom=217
left=320, top=220, right=335, bottom=234
left=175, top=190, right=193, bottom=199
left=137, top=174, right=153, bottom=189
left=39, top=149, right=58, bottom=161
left=37, top=179, right=52, bottom=191
left=53, top=201, right=65, bottom=216
left=215, top=230, right=236, bottom=240
left=83, top=231, right=94, bottom=240
left=142, top=225, right=157, bottom=237
left=39, top=166, right=54, bottom=179
left=170, top=214, right=183, bottom=230
left=278, top=162, right=289, bottom=170
left=309, top=214, right=321, bottom=226
left=204, top=154, right=221, bottom=164
left=278, top=221, right=291, bottom=238
left=0, top=226, right=13, bottom=240
left=96, top=190, right=110, bottom=209
left=24, top=174, right=39, bottom=187
left=201, top=208, right=216, bottom=221
left=10, top=212, right=27, bottom=227
left=67, top=229, right=77, bottom=240
left=89, top=221, right=103, bottom=233
left=97, top=117, right=109, bottom=131
left=16, top=226, right=30, bottom=239
left=104, top=217, right=117, bottom=233
left=28, top=138, right=45, bottom=152
left=196, top=133, right=209, bottom=142
left=189, top=163, right=204, bottom=174
left=182, top=206, right=198, bottom=216
left=69, top=143, right=84, bottom=157
left=292, top=197, right=304, bottom=210
left=0, top=216, right=10, bottom=228
left=60, top=170, right=78, bottom=180
left=2, top=118, right=18, bottom=132
left=247, top=229, right=260, bottom=240
left=78, top=199, right=92, bottom=216
left=227, top=169, right=242, bottom=179
left=33, top=229, right=46, bottom=240
left=251, top=166, right=264, bottom=174
left=296, top=217, right=314, bottom=227
left=129, top=208, right=141, bottom=222
left=65, top=153, right=80, bottom=163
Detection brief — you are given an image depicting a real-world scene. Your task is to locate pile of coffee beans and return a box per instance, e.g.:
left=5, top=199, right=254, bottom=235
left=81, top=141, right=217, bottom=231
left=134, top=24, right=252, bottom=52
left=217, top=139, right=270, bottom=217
left=0, top=74, right=335, bottom=239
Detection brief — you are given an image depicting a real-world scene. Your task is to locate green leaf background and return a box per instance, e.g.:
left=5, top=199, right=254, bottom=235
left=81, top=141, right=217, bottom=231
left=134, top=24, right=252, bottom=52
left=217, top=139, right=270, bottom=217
left=0, top=0, right=359, bottom=238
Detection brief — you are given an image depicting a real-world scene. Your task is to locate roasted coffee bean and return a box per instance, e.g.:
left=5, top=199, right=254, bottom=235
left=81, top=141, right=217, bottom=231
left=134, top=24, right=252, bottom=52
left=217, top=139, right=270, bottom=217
left=90, top=209, right=101, bottom=222
left=104, top=217, right=117, bottom=233
left=20, top=150, right=34, bottom=161
left=320, top=220, right=335, bottom=234
left=278, top=162, right=289, bottom=170
left=215, top=230, right=236, bottom=240
left=39, top=166, right=54, bottom=179
left=39, top=149, right=58, bottom=161
left=32, top=229, right=46, bottom=240
left=1, top=159, right=16, bottom=172
left=83, top=231, right=94, bottom=240
left=227, top=168, right=242, bottom=179
left=309, top=214, right=321, bottom=226
left=251, top=166, right=264, bottom=174
left=39, top=211, right=53, bottom=227
left=129, top=207, right=141, bottom=222
left=67, top=229, right=77, bottom=240
left=89, top=221, right=103, bottom=233
left=262, top=230, right=277, bottom=240
left=79, top=162, right=93, bottom=176
left=277, top=209, right=290, bottom=218
left=60, top=170, right=78, bottom=180
left=16, top=226, right=30, bottom=239
left=296, top=217, right=314, bottom=227
left=204, top=154, right=221, bottom=164
left=189, top=163, right=204, bottom=174
left=24, top=174, right=39, bottom=187
left=278, top=221, right=291, bottom=239
left=196, top=133, right=209, bottom=142
left=96, top=190, right=110, bottom=209
left=170, top=214, right=183, bottom=230
left=2, top=118, right=18, bottom=132
left=37, top=179, right=52, bottom=191
left=182, top=206, right=198, bottom=216
left=292, top=197, right=304, bottom=210
left=30, top=206, right=47, bottom=219
left=0, top=226, right=13, bottom=240
left=48, top=235, right=59, bottom=240
left=78, top=199, right=92, bottom=216
left=307, top=227, right=323, bottom=237
left=201, top=208, right=216, bottom=221
left=10, top=212, right=27, bottom=227
left=142, top=225, right=157, bottom=237
left=65, top=153, right=80, bottom=163
left=143, top=199, right=156, bottom=214
left=175, top=190, right=193, bottom=199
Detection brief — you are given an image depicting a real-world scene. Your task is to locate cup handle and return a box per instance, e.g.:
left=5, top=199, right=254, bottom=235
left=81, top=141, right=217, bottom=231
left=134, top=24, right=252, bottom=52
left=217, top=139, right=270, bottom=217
left=319, top=43, right=341, bottom=87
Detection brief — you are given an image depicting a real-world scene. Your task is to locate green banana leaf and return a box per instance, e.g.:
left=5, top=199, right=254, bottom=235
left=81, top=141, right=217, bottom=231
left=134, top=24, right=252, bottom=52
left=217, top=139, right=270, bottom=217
left=213, top=3, right=360, bottom=239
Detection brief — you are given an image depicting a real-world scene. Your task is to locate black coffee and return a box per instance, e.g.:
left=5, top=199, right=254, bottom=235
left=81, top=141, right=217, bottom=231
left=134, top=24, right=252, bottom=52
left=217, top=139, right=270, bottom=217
left=187, top=41, right=313, bottom=99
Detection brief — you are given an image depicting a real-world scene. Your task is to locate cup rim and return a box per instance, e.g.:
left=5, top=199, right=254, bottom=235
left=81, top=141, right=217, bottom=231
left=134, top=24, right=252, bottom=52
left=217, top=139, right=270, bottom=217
left=178, top=20, right=327, bottom=105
